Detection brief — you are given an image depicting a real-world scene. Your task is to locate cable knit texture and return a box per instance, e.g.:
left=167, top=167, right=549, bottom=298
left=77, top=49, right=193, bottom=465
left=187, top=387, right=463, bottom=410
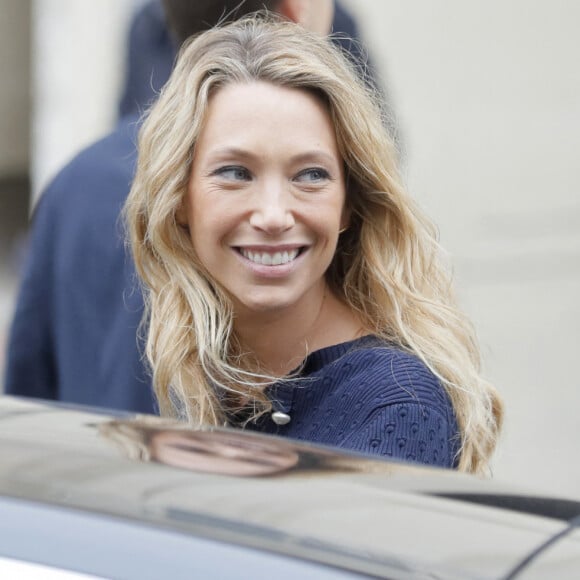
left=245, top=336, right=460, bottom=468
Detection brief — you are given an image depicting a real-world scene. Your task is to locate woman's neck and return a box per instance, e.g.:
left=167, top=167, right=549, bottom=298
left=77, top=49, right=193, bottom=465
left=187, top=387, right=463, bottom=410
left=233, top=286, right=367, bottom=377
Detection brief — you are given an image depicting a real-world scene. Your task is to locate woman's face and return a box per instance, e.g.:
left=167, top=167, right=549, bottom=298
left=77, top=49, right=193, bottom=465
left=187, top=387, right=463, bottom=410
left=185, top=81, right=347, bottom=318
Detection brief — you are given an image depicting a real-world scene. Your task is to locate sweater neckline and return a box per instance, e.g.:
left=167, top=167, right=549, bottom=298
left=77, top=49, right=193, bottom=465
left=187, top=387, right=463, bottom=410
left=266, top=335, right=382, bottom=416
left=299, top=334, right=382, bottom=374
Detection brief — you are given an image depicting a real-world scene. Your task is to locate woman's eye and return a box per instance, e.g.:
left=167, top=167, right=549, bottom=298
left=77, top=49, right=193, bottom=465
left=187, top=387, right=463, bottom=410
left=294, top=168, right=330, bottom=183
left=214, top=166, right=251, bottom=181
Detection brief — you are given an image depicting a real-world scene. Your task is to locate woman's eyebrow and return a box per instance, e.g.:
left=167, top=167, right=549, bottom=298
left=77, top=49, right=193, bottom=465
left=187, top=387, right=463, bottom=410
left=205, top=146, right=256, bottom=161
left=205, top=147, right=339, bottom=166
left=287, top=151, right=340, bottom=167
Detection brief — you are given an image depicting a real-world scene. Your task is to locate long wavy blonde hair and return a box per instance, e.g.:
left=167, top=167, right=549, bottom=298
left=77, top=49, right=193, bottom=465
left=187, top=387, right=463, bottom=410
left=125, top=15, right=503, bottom=475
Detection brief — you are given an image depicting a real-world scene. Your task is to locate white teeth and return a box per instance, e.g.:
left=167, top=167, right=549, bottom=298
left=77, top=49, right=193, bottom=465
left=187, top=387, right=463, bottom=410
left=262, top=253, right=273, bottom=266
left=240, top=248, right=299, bottom=265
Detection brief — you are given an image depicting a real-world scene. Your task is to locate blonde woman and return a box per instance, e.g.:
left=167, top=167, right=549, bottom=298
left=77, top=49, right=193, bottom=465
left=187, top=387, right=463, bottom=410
left=125, top=15, right=503, bottom=474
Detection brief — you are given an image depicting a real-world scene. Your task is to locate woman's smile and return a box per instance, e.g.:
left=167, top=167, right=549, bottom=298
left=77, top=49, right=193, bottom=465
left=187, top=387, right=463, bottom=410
left=237, top=247, right=302, bottom=267
left=233, top=244, right=309, bottom=279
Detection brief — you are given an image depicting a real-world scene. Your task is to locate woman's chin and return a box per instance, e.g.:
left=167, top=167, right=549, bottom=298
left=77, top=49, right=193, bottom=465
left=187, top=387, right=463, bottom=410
left=231, top=288, right=301, bottom=318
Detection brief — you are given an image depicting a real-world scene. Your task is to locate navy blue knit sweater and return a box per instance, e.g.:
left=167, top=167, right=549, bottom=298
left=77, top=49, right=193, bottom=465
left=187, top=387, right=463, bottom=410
left=246, top=336, right=460, bottom=468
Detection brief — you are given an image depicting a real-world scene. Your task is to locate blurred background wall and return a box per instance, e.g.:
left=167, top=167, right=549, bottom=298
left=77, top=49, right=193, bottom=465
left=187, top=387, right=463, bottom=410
left=0, top=0, right=579, bottom=498
left=31, top=0, right=138, bottom=203
left=341, top=0, right=580, bottom=498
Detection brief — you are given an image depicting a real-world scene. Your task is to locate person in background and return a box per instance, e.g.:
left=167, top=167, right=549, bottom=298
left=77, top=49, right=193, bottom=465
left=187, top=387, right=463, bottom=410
left=4, top=0, right=383, bottom=414
left=118, top=1, right=393, bottom=125
left=125, top=16, right=502, bottom=473
left=118, top=0, right=174, bottom=119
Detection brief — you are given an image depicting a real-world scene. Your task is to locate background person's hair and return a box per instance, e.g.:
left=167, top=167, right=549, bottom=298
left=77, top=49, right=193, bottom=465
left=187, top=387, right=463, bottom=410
left=125, top=15, right=503, bottom=475
left=162, top=0, right=280, bottom=44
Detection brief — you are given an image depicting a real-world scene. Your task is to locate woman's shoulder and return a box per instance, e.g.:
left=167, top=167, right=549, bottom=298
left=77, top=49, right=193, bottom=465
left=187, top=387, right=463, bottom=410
left=306, top=335, right=449, bottom=410
left=308, top=335, right=437, bottom=382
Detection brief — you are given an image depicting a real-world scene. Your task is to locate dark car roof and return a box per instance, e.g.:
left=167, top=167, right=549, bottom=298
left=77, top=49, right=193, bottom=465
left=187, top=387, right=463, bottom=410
left=1, top=395, right=579, bottom=579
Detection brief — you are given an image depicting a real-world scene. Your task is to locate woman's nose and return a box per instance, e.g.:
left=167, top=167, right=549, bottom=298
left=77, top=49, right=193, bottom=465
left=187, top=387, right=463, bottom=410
left=249, top=182, right=295, bottom=233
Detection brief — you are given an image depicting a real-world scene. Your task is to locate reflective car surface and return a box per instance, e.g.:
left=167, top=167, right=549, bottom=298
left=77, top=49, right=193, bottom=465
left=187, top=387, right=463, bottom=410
left=1, top=395, right=579, bottom=579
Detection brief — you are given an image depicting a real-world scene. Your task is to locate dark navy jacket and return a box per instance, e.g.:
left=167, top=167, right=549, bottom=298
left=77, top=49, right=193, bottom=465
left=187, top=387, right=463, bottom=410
left=4, top=114, right=156, bottom=413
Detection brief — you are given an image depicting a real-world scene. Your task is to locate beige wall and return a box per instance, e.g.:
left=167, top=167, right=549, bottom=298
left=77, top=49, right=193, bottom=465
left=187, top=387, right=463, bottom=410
left=342, top=0, right=580, bottom=498
left=31, top=0, right=135, bottom=201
